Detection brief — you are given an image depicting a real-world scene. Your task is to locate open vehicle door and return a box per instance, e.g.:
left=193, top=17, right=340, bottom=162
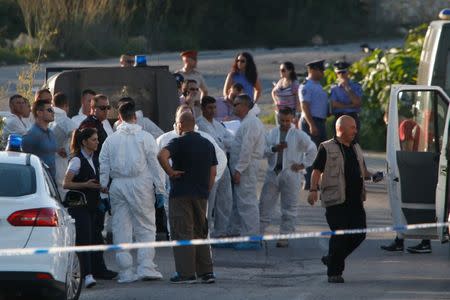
left=387, top=85, right=450, bottom=241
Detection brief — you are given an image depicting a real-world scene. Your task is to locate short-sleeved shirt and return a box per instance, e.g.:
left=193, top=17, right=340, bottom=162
left=67, top=149, right=96, bottom=176
left=215, top=97, right=237, bottom=122
left=176, top=68, right=208, bottom=93
left=312, top=140, right=363, bottom=205
left=330, top=81, right=363, bottom=114
left=273, top=80, right=299, bottom=110
left=22, top=124, right=58, bottom=178
left=299, top=79, right=329, bottom=119
left=165, top=131, right=218, bottom=199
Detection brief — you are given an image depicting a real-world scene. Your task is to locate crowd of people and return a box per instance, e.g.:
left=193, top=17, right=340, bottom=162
left=1, top=50, right=394, bottom=286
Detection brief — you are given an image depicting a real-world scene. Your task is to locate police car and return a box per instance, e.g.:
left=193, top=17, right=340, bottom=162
left=386, top=9, right=450, bottom=242
left=0, top=145, right=81, bottom=299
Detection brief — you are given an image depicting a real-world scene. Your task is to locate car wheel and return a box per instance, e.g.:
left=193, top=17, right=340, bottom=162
left=65, top=253, right=82, bottom=300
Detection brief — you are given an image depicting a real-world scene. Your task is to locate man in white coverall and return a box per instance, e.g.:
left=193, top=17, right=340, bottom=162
left=113, top=97, right=163, bottom=139
left=228, top=94, right=265, bottom=250
left=99, top=102, right=164, bottom=283
left=259, top=107, right=317, bottom=247
left=49, top=92, right=78, bottom=197
left=196, top=96, right=234, bottom=237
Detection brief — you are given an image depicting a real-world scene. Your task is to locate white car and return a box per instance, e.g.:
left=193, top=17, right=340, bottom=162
left=0, top=151, right=81, bottom=300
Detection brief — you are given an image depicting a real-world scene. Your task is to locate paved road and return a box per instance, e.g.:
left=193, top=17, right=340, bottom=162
left=79, top=155, right=450, bottom=300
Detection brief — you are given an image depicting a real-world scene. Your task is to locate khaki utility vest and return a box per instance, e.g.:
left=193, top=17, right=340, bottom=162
left=320, top=139, right=366, bottom=207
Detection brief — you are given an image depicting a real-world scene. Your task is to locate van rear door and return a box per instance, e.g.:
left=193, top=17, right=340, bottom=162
left=387, top=85, right=450, bottom=240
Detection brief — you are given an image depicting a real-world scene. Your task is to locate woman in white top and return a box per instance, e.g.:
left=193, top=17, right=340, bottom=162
left=63, top=128, right=102, bottom=289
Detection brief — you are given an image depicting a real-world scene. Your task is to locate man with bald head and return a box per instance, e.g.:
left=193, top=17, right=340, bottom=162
left=308, top=115, right=376, bottom=283
left=158, top=111, right=218, bottom=284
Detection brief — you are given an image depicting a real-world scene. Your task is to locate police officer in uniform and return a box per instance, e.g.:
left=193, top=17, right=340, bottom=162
left=330, top=61, right=363, bottom=139
left=299, top=59, right=329, bottom=190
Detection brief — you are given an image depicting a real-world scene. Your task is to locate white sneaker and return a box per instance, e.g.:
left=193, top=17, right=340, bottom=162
left=117, top=271, right=138, bottom=284
left=138, top=269, right=163, bottom=281
left=84, top=274, right=97, bottom=288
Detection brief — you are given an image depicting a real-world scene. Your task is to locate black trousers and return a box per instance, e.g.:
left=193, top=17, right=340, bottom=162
left=325, top=202, right=366, bottom=276
left=68, top=208, right=96, bottom=276
left=91, top=210, right=108, bottom=274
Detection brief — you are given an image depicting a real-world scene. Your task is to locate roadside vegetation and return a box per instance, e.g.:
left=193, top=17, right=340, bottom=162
left=323, top=24, right=427, bottom=150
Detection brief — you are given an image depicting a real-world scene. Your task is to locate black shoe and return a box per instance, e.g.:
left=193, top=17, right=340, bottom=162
left=199, top=272, right=215, bottom=284
left=321, top=255, right=329, bottom=266
left=93, top=269, right=118, bottom=280
left=276, top=239, right=288, bottom=248
left=380, top=239, right=404, bottom=252
left=328, top=275, right=344, bottom=283
left=406, top=241, right=432, bottom=254
left=170, top=274, right=197, bottom=284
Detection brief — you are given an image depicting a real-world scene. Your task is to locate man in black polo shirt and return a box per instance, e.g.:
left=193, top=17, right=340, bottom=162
left=158, top=112, right=218, bottom=284
left=308, top=115, right=377, bottom=283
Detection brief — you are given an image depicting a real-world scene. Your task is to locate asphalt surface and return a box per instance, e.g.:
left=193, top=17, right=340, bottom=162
left=79, top=154, right=450, bottom=300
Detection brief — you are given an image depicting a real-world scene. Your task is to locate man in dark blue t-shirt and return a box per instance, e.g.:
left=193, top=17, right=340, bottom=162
left=158, top=112, right=218, bottom=284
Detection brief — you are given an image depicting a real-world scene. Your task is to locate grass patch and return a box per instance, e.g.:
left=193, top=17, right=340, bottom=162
left=260, top=113, right=276, bottom=125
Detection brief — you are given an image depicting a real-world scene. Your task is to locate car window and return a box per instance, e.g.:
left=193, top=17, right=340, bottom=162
left=397, top=90, right=448, bottom=153
left=0, top=163, right=36, bottom=196
left=42, top=165, right=61, bottom=202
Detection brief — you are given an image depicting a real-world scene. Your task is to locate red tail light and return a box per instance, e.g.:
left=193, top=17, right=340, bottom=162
left=36, top=273, right=54, bottom=280
left=7, top=208, right=59, bottom=227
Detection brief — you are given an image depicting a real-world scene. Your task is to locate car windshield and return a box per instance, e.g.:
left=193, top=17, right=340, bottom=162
left=0, top=163, right=36, bottom=196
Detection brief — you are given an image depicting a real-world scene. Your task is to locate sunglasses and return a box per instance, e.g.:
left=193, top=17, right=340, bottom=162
left=337, top=70, right=347, bottom=74
left=96, top=105, right=111, bottom=111
left=233, top=102, right=242, bottom=107
left=280, top=68, right=286, bottom=72
left=39, top=107, right=54, bottom=113
left=236, top=59, right=246, bottom=63
left=189, top=88, right=199, bottom=92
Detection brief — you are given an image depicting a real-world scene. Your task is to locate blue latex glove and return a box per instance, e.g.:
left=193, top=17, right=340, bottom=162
left=155, top=193, right=166, bottom=209
left=98, top=197, right=111, bottom=215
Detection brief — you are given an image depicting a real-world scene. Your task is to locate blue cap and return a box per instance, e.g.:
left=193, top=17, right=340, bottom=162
left=6, top=134, right=22, bottom=152
left=134, top=55, right=147, bottom=67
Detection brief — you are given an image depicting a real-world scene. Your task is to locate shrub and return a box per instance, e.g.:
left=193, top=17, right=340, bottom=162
left=323, top=24, right=427, bottom=150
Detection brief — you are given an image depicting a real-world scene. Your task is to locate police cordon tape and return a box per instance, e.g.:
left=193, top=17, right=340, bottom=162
left=0, top=222, right=448, bottom=257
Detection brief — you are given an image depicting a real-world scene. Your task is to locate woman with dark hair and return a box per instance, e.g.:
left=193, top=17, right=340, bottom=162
left=272, top=62, right=301, bottom=122
left=63, top=127, right=101, bottom=289
left=223, top=52, right=262, bottom=103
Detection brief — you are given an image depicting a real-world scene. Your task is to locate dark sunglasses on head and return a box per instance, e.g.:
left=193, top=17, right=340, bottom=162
left=96, top=105, right=111, bottom=111
left=236, top=59, right=246, bottom=63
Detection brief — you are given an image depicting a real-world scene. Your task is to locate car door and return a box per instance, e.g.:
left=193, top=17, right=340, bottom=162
left=387, top=85, right=450, bottom=240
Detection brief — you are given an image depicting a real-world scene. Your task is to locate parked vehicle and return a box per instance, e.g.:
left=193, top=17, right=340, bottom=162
left=0, top=152, right=81, bottom=300
left=386, top=8, right=450, bottom=242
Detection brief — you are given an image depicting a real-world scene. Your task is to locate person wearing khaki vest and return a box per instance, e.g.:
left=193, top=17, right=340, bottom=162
left=308, top=115, right=375, bottom=284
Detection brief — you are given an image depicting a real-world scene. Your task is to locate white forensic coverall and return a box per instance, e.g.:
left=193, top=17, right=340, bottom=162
left=113, top=110, right=163, bottom=139
left=49, top=107, right=78, bottom=197
left=99, top=122, right=165, bottom=282
left=2, top=113, right=28, bottom=142
left=228, top=113, right=265, bottom=236
left=259, top=126, right=317, bottom=234
left=196, top=115, right=234, bottom=237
